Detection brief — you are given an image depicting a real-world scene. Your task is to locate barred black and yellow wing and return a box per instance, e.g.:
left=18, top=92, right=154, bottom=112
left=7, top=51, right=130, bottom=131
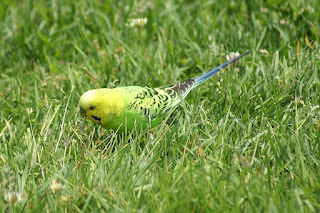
left=119, top=87, right=176, bottom=121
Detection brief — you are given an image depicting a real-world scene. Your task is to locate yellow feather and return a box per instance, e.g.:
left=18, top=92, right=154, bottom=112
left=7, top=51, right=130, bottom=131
left=79, top=89, right=124, bottom=127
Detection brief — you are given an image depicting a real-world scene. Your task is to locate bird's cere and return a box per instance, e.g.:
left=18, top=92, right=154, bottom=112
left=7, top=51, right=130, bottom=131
left=127, top=17, right=148, bottom=28
left=79, top=106, right=86, bottom=116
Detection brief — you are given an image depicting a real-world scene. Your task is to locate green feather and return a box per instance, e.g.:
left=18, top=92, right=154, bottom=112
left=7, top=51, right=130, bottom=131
left=107, top=86, right=178, bottom=131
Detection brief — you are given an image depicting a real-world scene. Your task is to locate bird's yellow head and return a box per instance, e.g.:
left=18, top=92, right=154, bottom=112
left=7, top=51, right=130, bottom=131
left=78, top=89, right=124, bottom=127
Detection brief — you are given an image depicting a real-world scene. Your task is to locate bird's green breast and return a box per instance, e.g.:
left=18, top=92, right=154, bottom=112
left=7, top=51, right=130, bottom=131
left=102, top=86, right=171, bottom=131
left=104, top=109, right=164, bottom=132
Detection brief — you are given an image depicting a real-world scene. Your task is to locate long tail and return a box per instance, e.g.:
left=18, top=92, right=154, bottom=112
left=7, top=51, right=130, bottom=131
left=194, top=51, right=251, bottom=88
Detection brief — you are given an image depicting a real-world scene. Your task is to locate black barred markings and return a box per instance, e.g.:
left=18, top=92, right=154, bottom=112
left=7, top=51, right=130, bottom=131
left=171, top=78, right=195, bottom=95
left=126, top=87, right=174, bottom=120
left=125, top=79, right=195, bottom=120
left=164, top=88, right=177, bottom=99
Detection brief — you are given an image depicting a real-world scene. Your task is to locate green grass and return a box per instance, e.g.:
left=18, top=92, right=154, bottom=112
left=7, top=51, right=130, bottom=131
left=1, top=0, right=320, bottom=211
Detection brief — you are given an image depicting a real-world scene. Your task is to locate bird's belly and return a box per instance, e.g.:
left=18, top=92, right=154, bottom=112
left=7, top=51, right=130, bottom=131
left=104, top=113, right=163, bottom=132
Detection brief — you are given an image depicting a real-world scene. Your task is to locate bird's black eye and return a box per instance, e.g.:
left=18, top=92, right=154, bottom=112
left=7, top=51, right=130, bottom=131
left=89, top=106, right=95, bottom=110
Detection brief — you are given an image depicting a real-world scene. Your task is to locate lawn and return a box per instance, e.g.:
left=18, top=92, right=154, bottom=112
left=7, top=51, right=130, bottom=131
left=1, top=0, right=320, bottom=211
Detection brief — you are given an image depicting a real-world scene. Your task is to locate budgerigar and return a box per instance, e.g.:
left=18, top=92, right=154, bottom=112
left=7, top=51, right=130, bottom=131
left=79, top=51, right=250, bottom=131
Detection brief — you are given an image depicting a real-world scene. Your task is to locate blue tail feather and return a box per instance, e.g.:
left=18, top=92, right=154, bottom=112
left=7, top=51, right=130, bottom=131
left=194, top=51, right=251, bottom=87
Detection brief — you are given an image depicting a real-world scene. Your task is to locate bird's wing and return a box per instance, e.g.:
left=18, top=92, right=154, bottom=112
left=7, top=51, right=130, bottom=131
left=123, top=78, right=196, bottom=121
left=168, top=78, right=195, bottom=106
left=124, top=87, right=177, bottom=120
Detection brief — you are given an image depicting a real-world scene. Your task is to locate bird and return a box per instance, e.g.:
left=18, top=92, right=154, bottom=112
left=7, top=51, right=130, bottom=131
left=79, top=51, right=250, bottom=132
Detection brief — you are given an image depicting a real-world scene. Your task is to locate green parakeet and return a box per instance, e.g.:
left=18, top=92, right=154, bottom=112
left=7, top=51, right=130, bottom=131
left=79, top=51, right=250, bottom=131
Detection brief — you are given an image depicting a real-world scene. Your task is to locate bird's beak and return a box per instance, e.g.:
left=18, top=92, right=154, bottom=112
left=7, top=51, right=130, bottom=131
left=79, top=106, right=86, bottom=116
